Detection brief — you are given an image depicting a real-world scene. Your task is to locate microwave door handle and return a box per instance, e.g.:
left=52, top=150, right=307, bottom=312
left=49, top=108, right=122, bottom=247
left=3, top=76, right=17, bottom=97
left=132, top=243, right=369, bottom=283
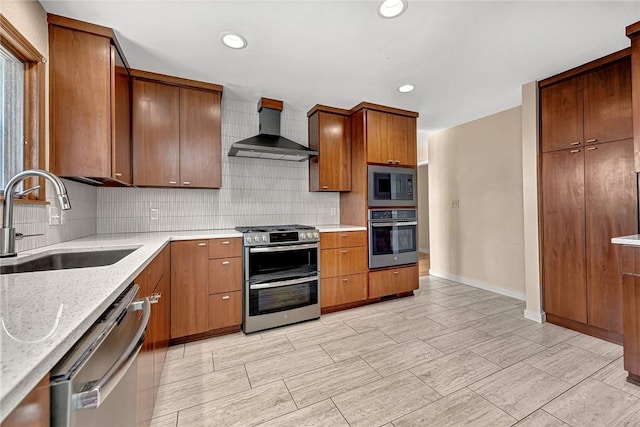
left=250, top=276, right=319, bottom=290
left=371, top=221, right=418, bottom=227
left=250, top=243, right=319, bottom=253
left=71, top=297, right=151, bottom=410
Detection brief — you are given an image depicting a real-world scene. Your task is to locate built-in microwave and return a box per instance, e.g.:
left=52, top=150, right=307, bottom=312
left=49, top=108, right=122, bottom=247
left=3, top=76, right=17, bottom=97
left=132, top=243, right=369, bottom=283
left=368, top=165, right=416, bottom=207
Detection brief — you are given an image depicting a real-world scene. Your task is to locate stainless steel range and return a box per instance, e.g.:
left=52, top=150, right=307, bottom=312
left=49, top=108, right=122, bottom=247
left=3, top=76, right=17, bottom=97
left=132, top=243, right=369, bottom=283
left=236, top=225, right=320, bottom=333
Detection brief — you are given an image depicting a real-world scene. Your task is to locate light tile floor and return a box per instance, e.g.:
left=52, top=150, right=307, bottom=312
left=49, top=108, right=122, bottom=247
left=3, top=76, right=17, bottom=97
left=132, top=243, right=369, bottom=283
left=152, top=275, right=639, bottom=427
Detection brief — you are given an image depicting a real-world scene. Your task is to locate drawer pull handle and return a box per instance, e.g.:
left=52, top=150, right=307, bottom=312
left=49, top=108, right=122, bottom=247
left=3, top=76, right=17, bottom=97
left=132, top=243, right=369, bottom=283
left=569, top=141, right=580, bottom=146
left=115, top=173, right=122, bottom=177
left=393, top=271, right=400, bottom=274
left=586, top=138, right=598, bottom=143
left=222, top=261, right=230, bottom=265
left=322, top=186, right=328, bottom=189
left=570, top=149, right=580, bottom=153
left=387, top=160, right=393, bottom=164
left=182, top=181, right=191, bottom=185
left=198, top=242, right=207, bottom=247
left=342, top=278, right=349, bottom=282
left=340, top=234, right=348, bottom=237
left=222, top=241, right=230, bottom=245
left=394, top=160, right=401, bottom=164
left=169, top=181, right=177, bottom=185
left=586, top=147, right=597, bottom=151
left=222, top=295, right=230, bottom=300
left=341, top=250, right=349, bottom=254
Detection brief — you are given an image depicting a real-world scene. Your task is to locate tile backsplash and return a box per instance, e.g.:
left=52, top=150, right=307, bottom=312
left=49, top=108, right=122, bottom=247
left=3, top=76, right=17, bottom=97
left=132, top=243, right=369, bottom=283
left=97, top=97, right=340, bottom=233
left=3, top=178, right=97, bottom=253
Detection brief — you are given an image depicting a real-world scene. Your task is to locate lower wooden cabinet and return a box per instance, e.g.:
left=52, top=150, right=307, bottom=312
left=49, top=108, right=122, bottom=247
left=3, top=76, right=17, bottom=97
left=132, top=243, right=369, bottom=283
left=209, top=291, right=242, bottom=330
left=1, top=375, right=49, bottom=427
left=622, top=246, right=640, bottom=386
left=321, top=273, right=368, bottom=307
left=369, top=265, right=418, bottom=299
left=208, top=257, right=242, bottom=294
left=320, top=246, right=368, bottom=278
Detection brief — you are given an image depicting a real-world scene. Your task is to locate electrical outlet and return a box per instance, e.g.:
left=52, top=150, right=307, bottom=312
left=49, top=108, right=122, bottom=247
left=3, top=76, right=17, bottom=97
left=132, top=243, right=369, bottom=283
left=150, top=208, right=159, bottom=220
left=452, top=200, right=460, bottom=209
left=48, top=206, right=61, bottom=225
left=330, top=208, right=337, bottom=217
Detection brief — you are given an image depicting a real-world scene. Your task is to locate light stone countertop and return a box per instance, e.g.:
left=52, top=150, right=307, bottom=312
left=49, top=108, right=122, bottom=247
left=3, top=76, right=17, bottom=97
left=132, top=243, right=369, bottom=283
left=611, top=234, right=640, bottom=246
left=0, top=229, right=241, bottom=420
left=316, top=224, right=367, bottom=232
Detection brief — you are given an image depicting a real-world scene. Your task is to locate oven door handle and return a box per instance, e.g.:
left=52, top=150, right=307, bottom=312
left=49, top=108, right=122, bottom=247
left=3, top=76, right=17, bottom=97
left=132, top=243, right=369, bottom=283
left=371, top=221, right=418, bottom=227
left=250, top=276, right=319, bottom=290
left=249, top=243, right=319, bottom=253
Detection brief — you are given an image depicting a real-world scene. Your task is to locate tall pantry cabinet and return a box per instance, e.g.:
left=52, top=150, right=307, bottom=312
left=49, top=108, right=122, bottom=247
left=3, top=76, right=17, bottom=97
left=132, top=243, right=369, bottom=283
left=540, top=52, right=636, bottom=343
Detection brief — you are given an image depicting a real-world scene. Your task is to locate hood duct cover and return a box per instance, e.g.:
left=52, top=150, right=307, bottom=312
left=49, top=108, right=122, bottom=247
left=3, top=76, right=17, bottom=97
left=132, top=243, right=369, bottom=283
left=228, top=98, right=318, bottom=162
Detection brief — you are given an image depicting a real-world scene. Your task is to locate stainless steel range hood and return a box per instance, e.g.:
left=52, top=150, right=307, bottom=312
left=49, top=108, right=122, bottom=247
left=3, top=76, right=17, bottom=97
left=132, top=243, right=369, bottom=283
left=228, top=98, right=318, bottom=162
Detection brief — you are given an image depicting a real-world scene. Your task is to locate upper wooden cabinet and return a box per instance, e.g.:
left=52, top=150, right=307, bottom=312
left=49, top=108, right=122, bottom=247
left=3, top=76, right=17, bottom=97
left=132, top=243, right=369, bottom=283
left=627, top=21, right=640, bottom=171
left=540, top=53, right=632, bottom=153
left=48, top=14, right=132, bottom=185
left=132, top=70, right=222, bottom=188
left=308, top=105, right=351, bottom=192
left=366, top=110, right=417, bottom=166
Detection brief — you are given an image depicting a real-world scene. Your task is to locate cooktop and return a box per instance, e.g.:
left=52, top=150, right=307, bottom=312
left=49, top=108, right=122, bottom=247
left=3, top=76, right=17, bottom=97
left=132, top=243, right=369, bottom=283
left=235, top=224, right=315, bottom=233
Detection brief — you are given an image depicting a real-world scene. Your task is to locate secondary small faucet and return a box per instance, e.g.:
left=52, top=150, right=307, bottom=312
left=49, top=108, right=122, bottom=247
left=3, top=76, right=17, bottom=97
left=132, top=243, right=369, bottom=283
left=1, top=169, right=71, bottom=258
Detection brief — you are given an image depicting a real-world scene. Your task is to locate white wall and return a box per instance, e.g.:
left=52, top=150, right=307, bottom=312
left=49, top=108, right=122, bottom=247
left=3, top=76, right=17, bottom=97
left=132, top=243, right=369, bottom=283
left=418, top=164, right=429, bottom=253
left=97, top=98, right=340, bottom=232
left=428, top=106, right=526, bottom=299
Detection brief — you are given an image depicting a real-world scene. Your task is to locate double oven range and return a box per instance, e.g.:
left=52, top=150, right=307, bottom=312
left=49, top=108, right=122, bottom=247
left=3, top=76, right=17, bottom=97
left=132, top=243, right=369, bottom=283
left=236, top=225, right=320, bottom=333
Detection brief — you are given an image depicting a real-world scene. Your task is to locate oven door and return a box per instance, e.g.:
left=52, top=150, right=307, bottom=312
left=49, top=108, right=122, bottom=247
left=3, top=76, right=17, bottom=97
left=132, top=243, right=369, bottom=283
left=247, top=243, right=318, bottom=283
left=369, top=220, right=418, bottom=269
left=248, top=276, right=319, bottom=316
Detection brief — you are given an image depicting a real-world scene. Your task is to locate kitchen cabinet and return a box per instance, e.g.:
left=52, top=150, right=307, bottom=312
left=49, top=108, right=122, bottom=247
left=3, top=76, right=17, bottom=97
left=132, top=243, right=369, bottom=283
left=208, top=238, right=243, bottom=330
left=1, top=375, right=49, bottom=427
left=539, top=51, right=637, bottom=343
left=171, top=240, right=209, bottom=338
left=307, top=105, right=351, bottom=192
left=366, top=109, right=417, bottom=167
left=320, top=231, right=368, bottom=308
left=540, top=55, right=632, bottom=153
left=627, top=21, right=640, bottom=171
left=621, top=245, right=640, bottom=386
left=132, top=71, right=222, bottom=188
left=48, top=14, right=132, bottom=185
left=369, top=265, right=419, bottom=299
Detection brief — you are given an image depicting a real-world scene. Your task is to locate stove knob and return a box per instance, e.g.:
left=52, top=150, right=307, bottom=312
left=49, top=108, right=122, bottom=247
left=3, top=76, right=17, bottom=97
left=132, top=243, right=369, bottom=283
left=306, top=232, right=313, bottom=239
left=300, top=233, right=306, bottom=240
left=313, top=232, right=319, bottom=239
left=262, top=235, right=268, bottom=242
left=245, top=236, right=253, bottom=244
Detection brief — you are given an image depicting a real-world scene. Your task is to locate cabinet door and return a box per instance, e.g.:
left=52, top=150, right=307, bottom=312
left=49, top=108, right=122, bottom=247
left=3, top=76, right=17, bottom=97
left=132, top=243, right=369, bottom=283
left=366, top=110, right=395, bottom=165
left=320, top=246, right=368, bottom=278
left=314, top=112, right=351, bottom=191
left=391, top=114, right=417, bottom=167
left=179, top=88, right=222, bottom=188
left=171, top=240, right=210, bottom=338
left=209, top=257, right=242, bottom=294
left=321, top=273, right=368, bottom=307
left=540, top=77, right=584, bottom=152
left=1, top=375, right=49, bottom=427
left=209, top=291, right=242, bottom=330
left=623, top=272, right=640, bottom=381
left=542, top=149, right=587, bottom=323
left=583, top=58, right=633, bottom=145
left=132, top=80, right=180, bottom=187
left=49, top=25, right=112, bottom=177
left=320, top=231, right=367, bottom=249
left=112, top=46, right=131, bottom=184
left=369, top=265, right=418, bottom=298
left=585, top=139, right=636, bottom=333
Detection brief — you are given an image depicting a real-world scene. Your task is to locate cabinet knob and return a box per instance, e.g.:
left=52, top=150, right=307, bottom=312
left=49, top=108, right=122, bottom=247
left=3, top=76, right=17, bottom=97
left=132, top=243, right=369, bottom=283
left=169, top=181, right=177, bottom=185
left=222, top=261, right=230, bottom=265
left=569, top=141, right=581, bottom=146
left=222, top=295, right=230, bottom=300
left=586, top=138, right=598, bottom=143
left=198, top=242, right=207, bottom=247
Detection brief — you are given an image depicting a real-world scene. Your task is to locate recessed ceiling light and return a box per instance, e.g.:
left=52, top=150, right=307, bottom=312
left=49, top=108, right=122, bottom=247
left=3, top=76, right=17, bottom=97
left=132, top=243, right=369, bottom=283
left=398, top=84, right=414, bottom=93
left=377, top=0, right=407, bottom=19
left=221, top=32, right=247, bottom=49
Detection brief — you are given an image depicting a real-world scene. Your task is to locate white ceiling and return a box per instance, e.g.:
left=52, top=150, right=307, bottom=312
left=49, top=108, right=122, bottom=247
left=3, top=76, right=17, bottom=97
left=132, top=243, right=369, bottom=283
left=40, top=1, right=640, bottom=138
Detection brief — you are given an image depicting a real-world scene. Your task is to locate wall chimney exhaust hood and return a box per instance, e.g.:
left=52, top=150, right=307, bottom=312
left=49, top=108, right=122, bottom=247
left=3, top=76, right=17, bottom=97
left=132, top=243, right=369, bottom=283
left=228, top=98, right=318, bottom=162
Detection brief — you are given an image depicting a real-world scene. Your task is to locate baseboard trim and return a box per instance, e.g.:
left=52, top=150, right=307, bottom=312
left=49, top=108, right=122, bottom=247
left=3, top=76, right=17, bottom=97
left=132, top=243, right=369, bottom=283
left=419, top=248, right=430, bottom=254
left=428, top=269, right=526, bottom=301
left=524, top=310, right=546, bottom=323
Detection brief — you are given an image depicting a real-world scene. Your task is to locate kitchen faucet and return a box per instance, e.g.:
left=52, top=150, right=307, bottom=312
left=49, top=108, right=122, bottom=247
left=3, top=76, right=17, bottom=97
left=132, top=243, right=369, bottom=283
left=1, top=169, right=71, bottom=257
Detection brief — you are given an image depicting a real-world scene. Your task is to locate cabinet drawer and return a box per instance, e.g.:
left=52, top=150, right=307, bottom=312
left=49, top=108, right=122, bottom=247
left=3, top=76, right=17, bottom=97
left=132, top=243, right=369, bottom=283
left=320, top=231, right=367, bottom=249
left=369, top=265, right=418, bottom=299
left=209, top=291, right=242, bottom=330
left=209, top=257, right=242, bottom=294
left=321, top=273, right=368, bottom=308
left=321, top=246, right=368, bottom=278
left=209, top=238, right=242, bottom=259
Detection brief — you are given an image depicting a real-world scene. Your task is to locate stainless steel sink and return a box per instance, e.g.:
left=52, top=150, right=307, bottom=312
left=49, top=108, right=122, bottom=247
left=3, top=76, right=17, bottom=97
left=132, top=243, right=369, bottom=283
left=0, top=249, right=137, bottom=274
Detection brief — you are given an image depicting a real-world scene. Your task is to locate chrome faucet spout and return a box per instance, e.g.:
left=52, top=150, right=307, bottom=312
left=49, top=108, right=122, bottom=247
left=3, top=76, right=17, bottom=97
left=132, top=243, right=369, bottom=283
left=1, top=169, right=71, bottom=257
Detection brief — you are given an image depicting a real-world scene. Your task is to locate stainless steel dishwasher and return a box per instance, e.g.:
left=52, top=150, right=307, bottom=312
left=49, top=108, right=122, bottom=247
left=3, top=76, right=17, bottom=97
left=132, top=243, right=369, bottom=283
left=50, top=284, right=150, bottom=427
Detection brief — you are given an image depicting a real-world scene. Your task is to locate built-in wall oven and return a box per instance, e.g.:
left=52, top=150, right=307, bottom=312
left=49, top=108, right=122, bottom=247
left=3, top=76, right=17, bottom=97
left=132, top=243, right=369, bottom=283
left=368, top=165, right=416, bottom=207
left=368, top=209, right=418, bottom=269
left=237, top=225, right=321, bottom=333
